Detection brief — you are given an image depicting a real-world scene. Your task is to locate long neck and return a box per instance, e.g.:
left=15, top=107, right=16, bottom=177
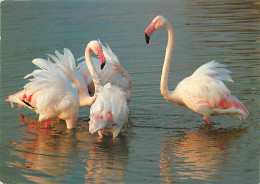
left=74, top=74, right=95, bottom=106
left=59, top=59, right=95, bottom=106
left=160, top=21, right=174, bottom=100
left=85, top=45, right=102, bottom=90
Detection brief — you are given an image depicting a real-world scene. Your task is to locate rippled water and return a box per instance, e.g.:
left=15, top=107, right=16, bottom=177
left=0, top=1, right=259, bottom=183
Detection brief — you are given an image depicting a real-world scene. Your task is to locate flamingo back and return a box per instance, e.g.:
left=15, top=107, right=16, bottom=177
left=25, top=58, right=79, bottom=125
left=89, top=83, right=129, bottom=137
left=171, top=61, right=248, bottom=118
left=173, top=61, right=232, bottom=107
left=99, top=40, right=120, bottom=65
left=47, top=48, right=77, bottom=82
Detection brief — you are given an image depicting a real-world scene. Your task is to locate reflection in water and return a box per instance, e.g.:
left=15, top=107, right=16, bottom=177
left=7, top=114, right=82, bottom=183
left=1, top=0, right=259, bottom=183
left=7, top=114, right=129, bottom=184
left=159, top=125, right=247, bottom=183
left=84, top=137, right=128, bottom=183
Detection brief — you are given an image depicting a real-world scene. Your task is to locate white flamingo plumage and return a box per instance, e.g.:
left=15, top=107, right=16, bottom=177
left=85, top=40, right=129, bottom=137
left=77, top=40, right=132, bottom=103
left=6, top=46, right=106, bottom=129
left=144, top=15, right=249, bottom=125
left=47, top=48, right=98, bottom=107
left=6, top=58, right=79, bottom=129
left=89, top=83, right=129, bottom=137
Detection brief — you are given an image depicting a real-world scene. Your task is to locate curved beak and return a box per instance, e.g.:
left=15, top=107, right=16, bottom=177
left=145, top=33, right=150, bottom=44
left=97, top=50, right=106, bottom=70
left=144, top=22, right=156, bottom=44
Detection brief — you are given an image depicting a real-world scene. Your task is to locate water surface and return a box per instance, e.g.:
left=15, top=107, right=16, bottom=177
left=0, top=1, right=259, bottom=183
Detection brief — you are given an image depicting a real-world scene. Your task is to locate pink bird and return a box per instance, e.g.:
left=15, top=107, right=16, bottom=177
left=77, top=40, right=132, bottom=104
left=6, top=44, right=106, bottom=129
left=85, top=41, right=129, bottom=137
left=6, top=58, right=80, bottom=129
left=144, top=15, right=248, bottom=125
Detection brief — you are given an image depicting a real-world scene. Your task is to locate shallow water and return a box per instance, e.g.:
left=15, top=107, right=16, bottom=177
left=0, top=1, right=259, bottom=183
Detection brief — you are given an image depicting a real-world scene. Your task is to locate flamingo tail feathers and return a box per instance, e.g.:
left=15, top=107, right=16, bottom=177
left=5, top=90, right=34, bottom=110
left=47, top=48, right=77, bottom=82
left=218, top=96, right=248, bottom=113
left=216, top=95, right=249, bottom=119
left=193, top=61, right=233, bottom=83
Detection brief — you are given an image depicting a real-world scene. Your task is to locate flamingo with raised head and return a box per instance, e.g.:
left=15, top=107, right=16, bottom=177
left=77, top=40, right=132, bottom=103
left=6, top=45, right=106, bottom=129
left=85, top=40, right=129, bottom=137
left=144, top=15, right=248, bottom=125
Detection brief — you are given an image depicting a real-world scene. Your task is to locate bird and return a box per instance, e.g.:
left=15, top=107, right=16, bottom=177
left=84, top=40, right=129, bottom=137
left=5, top=44, right=106, bottom=129
left=47, top=48, right=98, bottom=107
left=77, top=40, right=132, bottom=104
left=6, top=58, right=80, bottom=129
left=89, top=83, right=129, bottom=138
left=144, top=15, right=248, bottom=125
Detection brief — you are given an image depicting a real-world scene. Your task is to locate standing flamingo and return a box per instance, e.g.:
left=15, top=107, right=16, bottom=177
left=85, top=40, right=129, bottom=137
left=6, top=46, right=106, bottom=129
left=77, top=40, right=132, bottom=103
left=6, top=59, right=80, bottom=129
left=144, top=15, right=248, bottom=125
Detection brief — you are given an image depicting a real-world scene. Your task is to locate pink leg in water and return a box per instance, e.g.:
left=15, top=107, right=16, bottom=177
left=45, top=119, right=52, bottom=128
left=204, top=117, right=211, bottom=126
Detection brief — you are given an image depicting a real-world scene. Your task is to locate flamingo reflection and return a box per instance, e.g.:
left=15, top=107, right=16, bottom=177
left=84, top=136, right=129, bottom=183
left=159, top=125, right=247, bottom=182
left=7, top=114, right=129, bottom=184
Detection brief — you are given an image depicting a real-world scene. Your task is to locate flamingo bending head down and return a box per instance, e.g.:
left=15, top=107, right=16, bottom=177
left=84, top=40, right=129, bottom=137
left=5, top=42, right=106, bottom=129
left=77, top=40, right=132, bottom=104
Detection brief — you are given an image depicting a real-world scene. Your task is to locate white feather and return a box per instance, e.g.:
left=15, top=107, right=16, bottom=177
left=170, top=61, right=248, bottom=119
left=89, top=83, right=129, bottom=137
left=26, top=59, right=79, bottom=119
left=77, top=40, right=132, bottom=103
left=172, top=61, right=232, bottom=107
left=45, top=48, right=94, bottom=107
left=7, top=54, right=79, bottom=129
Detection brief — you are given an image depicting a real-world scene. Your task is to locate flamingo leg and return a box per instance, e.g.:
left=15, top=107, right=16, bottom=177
left=203, top=117, right=211, bottom=126
left=45, top=118, right=52, bottom=128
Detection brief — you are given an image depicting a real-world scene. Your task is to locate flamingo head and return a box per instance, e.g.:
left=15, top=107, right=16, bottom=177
left=88, top=40, right=106, bottom=70
left=144, top=15, right=168, bottom=44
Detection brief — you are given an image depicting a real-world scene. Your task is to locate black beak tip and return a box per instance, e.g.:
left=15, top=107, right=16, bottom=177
left=101, top=63, right=105, bottom=70
left=145, top=33, right=150, bottom=44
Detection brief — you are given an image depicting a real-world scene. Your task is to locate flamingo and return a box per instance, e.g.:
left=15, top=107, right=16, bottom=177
left=144, top=15, right=248, bottom=125
left=46, top=48, right=100, bottom=107
left=77, top=40, right=132, bottom=103
left=84, top=40, right=129, bottom=137
left=6, top=45, right=106, bottom=129
left=6, top=59, right=80, bottom=129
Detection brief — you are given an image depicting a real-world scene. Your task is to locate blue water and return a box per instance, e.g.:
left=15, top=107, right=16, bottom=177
left=1, top=1, right=259, bottom=183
